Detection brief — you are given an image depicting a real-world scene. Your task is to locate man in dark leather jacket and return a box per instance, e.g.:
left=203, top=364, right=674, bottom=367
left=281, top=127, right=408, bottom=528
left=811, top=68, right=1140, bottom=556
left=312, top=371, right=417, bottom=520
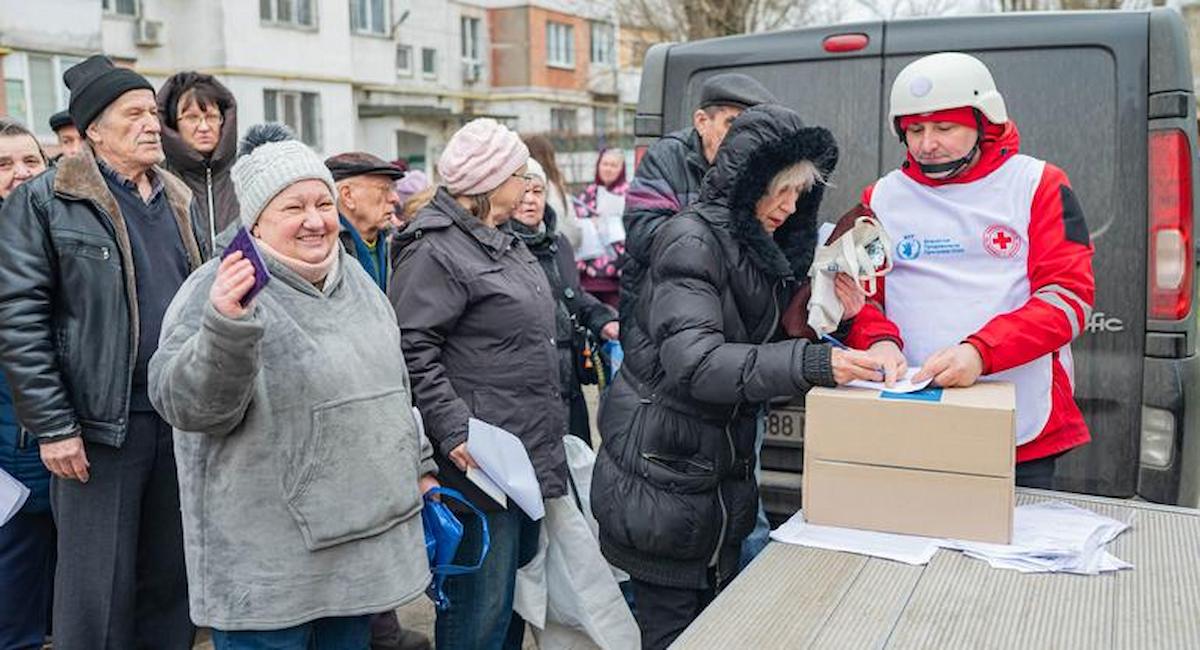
left=0, top=56, right=206, bottom=650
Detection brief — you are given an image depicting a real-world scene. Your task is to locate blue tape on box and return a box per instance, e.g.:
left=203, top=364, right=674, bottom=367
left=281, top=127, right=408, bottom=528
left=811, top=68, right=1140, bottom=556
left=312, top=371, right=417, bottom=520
left=880, top=387, right=944, bottom=402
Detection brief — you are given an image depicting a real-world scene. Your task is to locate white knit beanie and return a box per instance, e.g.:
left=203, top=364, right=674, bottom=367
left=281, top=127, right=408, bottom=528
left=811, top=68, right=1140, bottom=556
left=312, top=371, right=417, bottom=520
left=231, top=123, right=337, bottom=227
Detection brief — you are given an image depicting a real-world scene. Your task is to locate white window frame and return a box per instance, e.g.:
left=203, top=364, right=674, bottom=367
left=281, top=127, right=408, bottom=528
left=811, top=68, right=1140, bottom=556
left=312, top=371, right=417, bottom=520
left=421, top=47, right=438, bottom=80
left=260, top=0, right=318, bottom=30
left=351, top=0, right=389, bottom=36
left=4, top=52, right=84, bottom=138
left=461, top=16, right=482, bottom=66
left=590, top=22, right=615, bottom=66
left=396, top=44, right=413, bottom=77
left=263, top=89, right=323, bottom=150
left=102, top=0, right=140, bottom=18
left=546, top=22, right=575, bottom=70
left=550, top=107, right=577, bottom=134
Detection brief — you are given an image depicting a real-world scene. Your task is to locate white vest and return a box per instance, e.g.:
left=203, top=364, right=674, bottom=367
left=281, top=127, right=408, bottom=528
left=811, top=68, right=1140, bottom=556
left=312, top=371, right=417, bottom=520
left=870, top=155, right=1052, bottom=445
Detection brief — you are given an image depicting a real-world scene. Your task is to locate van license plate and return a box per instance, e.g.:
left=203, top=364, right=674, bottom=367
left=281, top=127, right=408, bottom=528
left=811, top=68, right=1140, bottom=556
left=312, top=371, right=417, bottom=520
left=765, top=407, right=804, bottom=446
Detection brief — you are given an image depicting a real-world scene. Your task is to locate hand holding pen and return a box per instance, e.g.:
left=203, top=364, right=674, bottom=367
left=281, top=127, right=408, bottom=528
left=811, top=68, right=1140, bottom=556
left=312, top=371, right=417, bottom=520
left=821, top=334, right=907, bottom=387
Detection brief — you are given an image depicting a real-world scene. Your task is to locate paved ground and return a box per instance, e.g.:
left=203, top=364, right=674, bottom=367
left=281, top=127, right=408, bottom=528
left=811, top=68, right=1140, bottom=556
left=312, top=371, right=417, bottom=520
left=193, top=386, right=603, bottom=648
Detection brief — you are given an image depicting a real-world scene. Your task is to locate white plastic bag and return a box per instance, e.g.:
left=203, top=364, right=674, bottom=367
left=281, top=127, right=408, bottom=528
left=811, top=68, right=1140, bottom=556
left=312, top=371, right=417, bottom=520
left=807, top=214, right=894, bottom=336
left=513, top=437, right=639, bottom=650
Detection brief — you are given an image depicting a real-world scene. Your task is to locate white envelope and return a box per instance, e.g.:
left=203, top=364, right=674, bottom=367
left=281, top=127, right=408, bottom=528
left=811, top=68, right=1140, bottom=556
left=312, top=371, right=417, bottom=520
left=467, top=418, right=545, bottom=520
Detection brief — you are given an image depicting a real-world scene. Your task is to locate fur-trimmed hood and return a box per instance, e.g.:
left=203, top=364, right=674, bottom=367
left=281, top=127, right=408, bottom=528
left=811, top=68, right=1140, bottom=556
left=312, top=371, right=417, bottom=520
left=694, top=104, right=838, bottom=281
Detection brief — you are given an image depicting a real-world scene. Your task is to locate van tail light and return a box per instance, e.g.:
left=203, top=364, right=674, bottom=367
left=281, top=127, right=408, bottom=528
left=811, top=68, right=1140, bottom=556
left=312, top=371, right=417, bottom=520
left=1148, top=129, right=1194, bottom=320
left=823, top=34, right=869, bottom=53
left=634, top=145, right=648, bottom=171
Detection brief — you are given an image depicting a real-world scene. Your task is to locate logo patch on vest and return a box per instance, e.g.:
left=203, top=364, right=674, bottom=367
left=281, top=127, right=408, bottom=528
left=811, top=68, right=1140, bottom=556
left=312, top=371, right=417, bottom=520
left=896, top=235, right=922, bottom=260
left=983, top=224, right=1023, bottom=258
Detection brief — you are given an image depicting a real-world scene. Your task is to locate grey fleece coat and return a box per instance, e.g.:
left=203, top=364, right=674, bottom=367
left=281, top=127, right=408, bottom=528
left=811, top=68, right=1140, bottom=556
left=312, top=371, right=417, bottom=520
left=149, top=240, right=436, bottom=630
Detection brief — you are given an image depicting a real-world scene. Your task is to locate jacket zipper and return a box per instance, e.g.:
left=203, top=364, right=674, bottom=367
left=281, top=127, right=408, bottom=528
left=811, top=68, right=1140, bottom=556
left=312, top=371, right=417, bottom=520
left=710, top=278, right=786, bottom=588
left=205, top=165, right=216, bottom=251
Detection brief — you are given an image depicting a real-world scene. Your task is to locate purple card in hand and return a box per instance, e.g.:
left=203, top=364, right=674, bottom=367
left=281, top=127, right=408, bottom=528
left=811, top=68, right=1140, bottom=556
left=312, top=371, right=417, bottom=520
left=222, top=226, right=271, bottom=307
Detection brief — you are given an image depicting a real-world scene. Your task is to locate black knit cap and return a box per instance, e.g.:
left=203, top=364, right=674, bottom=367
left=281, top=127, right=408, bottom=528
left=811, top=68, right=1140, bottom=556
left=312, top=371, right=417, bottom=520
left=48, top=110, right=74, bottom=132
left=697, top=73, right=778, bottom=111
left=63, top=55, right=154, bottom=135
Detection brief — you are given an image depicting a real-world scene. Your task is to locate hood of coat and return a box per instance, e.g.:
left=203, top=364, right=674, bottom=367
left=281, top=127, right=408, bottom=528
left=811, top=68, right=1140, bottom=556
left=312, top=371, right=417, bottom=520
left=697, top=104, right=839, bottom=282
left=156, top=73, right=239, bottom=177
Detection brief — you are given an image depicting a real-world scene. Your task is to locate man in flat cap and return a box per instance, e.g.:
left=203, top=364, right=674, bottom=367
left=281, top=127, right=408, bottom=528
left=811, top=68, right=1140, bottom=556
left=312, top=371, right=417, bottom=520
left=326, top=152, right=405, bottom=292
left=48, top=110, right=82, bottom=160
left=0, top=54, right=205, bottom=649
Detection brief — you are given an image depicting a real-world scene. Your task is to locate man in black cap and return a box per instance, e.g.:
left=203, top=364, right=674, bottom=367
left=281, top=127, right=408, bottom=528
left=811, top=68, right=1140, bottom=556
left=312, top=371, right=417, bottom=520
left=325, top=152, right=405, bottom=292
left=0, top=54, right=204, bottom=649
left=48, top=110, right=82, bottom=159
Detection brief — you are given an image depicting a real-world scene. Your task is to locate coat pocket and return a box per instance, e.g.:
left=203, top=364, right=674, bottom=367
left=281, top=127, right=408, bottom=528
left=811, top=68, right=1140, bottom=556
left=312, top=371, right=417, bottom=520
left=284, top=388, right=423, bottom=551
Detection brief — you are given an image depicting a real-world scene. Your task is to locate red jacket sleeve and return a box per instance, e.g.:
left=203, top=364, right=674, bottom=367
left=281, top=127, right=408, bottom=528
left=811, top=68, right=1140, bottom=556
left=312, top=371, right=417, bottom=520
left=845, top=183, right=904, bottom=350
left=965, top=164, right=1095, bottom=373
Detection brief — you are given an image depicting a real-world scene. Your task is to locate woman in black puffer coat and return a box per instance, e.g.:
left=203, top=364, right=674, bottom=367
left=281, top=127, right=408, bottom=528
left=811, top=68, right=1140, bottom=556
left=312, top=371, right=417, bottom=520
left=591, top=104, right=884, bottom=649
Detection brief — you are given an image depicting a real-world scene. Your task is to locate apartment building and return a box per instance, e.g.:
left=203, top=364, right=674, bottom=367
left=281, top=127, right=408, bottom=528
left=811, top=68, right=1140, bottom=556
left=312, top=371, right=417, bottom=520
left=1, top=0, right=640, bottom=175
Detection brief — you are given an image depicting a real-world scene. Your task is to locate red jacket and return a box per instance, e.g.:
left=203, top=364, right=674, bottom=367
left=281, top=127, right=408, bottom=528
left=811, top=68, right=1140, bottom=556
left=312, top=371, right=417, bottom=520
left=848, top=123, right=1094, bottom=463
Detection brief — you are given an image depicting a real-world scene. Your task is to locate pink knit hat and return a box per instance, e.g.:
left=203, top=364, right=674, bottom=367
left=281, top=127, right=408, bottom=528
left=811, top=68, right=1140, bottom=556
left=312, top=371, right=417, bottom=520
left=437, top=118, right=529, bottom=196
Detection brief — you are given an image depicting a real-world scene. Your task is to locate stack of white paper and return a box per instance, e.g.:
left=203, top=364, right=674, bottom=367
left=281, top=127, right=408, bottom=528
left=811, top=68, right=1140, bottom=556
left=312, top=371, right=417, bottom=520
left=939, top=501, right=1132, bottom=574
left=770, top=500, right=1133, bottom=575
left=0, top=467, right=30, bottom=527
left=467, top=418, right=545, bottom=520
left=770, top=511, right=940, bottom=565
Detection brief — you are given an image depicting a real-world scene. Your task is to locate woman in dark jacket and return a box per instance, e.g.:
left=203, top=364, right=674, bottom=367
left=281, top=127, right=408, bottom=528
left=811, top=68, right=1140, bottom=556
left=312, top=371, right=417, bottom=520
left=591, top=104, right=884, bottom=650
left=388, top=119, right=568, bottom=650
left=510, top=158, right=618, bottom=446
left=157, top=71, right=240, bottom=252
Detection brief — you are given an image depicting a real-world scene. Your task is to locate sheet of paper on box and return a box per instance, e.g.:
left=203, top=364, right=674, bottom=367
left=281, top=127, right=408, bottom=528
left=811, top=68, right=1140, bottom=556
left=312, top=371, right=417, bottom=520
left=0, top=467, right=30, bottom=527
left=846, top=367, right=932, bottom=394
left=467, top=418, right=544, bottom=520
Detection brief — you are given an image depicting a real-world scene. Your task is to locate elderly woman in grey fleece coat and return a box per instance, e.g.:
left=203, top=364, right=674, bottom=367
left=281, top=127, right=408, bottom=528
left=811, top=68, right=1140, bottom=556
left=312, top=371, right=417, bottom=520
left=149, top=125, right=437, bottom=648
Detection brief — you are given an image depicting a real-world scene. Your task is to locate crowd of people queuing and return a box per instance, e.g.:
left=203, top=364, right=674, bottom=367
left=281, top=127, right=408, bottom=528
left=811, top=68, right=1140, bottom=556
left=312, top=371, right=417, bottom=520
left=0, top=49, right=1093, bottom=650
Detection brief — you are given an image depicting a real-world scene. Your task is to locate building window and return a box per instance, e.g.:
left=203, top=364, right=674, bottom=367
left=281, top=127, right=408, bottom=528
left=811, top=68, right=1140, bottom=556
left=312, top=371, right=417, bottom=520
left=546, top=22, right=575, bottom=69
left=461, top=17, right=481, bottom=63
left=351, top=0, right=387, bottom=36
left=263, top=89, right=322, bottom=149
left=550, top=107, right=577, bottom=134
left=421, top=48, right=437, bottom=78
left=593, top=107, right=612, bottom=136
left=590, top=22, right=615, bottom=66
left=3, top=53, right=82, bottom=137
left=396, top=45, right=413, bottom=77
left=260, top=0, right=317, bottom=29
left=102, top=0, right=139, bottom=17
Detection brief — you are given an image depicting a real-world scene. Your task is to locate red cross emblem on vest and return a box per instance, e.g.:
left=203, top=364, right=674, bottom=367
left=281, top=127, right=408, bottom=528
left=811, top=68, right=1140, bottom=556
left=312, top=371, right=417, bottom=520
left=983, top=224, right=1023, bottom=258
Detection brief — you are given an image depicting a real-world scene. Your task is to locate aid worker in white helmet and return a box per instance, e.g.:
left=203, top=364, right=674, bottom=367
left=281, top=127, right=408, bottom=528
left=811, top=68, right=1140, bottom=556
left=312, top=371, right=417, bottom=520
left=844, top=52, right=1096, bottom=488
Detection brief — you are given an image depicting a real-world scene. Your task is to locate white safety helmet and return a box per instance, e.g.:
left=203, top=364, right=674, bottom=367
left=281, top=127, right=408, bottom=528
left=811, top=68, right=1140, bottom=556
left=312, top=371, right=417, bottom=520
left=888, top=52, right=1008, bottom=138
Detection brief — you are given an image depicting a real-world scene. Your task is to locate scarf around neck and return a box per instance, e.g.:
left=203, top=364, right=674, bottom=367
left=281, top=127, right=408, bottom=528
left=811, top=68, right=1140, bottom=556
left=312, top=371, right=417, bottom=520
left=255, top=236, right=340, bottom=288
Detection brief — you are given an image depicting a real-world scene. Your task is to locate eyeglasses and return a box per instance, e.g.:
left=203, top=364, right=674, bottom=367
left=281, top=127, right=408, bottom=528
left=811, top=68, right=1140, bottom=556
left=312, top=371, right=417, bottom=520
left=511, top=172, right=535, bottom=183
left=178, top=113, right=224, bottom=129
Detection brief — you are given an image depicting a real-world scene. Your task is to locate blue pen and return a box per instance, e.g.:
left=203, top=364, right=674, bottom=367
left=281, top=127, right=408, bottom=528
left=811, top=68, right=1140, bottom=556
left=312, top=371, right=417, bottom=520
left=820, top=333, right=850, bottom=350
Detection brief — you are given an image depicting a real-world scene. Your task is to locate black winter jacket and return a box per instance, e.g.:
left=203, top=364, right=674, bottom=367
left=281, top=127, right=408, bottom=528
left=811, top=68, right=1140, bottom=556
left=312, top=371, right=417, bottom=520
left=157, top=73, right=240, bottom=251
left=0, top=147, right=206, bottom=447
left=511, top=206, right=617, bottom=404
left=389, top=189, right=569, bottom=510
left=619, top=127, right=708, bottom=319
left=591, top=105, right=839, bottom=590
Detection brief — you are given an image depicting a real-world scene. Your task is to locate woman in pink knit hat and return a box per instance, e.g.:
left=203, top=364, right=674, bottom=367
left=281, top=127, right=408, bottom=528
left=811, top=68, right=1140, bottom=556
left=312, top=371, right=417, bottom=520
left=388, top=119, right=570, bottom=649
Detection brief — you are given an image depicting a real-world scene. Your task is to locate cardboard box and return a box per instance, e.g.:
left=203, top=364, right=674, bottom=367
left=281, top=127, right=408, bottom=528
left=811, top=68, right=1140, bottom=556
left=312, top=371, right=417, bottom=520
left=802, top=382, right=1016, bottom=544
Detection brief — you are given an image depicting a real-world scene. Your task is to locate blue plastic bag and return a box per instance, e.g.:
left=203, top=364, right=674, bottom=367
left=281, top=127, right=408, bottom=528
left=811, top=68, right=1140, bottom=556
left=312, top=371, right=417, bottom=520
left=421, top=487, right=490, bottom=611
